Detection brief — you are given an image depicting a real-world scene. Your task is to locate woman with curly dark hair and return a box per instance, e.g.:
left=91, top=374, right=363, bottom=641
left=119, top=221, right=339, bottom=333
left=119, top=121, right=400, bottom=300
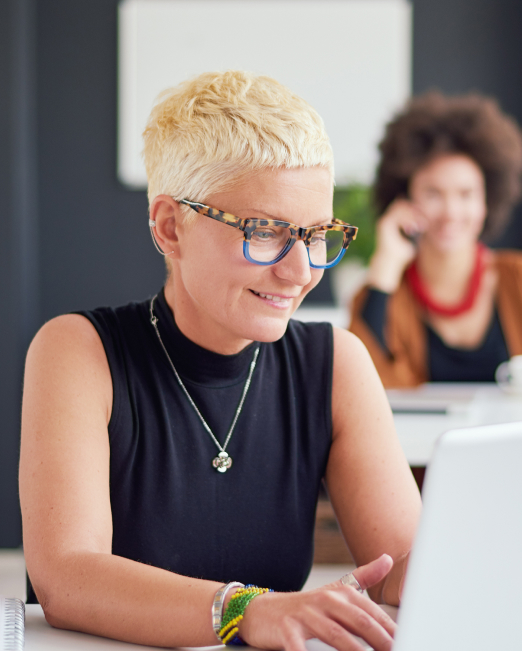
left=350, top=92, right=522, bottom=387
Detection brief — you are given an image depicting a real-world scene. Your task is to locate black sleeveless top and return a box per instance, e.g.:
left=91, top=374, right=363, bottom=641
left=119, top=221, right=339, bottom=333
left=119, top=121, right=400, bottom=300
left=27, top=291, right=333, bottom=603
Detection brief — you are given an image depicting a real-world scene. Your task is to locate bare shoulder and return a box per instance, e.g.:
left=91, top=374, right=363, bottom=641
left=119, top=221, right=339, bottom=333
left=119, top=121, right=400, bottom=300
left=24, top=313, right=112, bottom=425
left=331, top=326, right=385, bottom=387
left=330, top=326, right=392, bottom=438
left=28, top=313, right=107, bottom=361
left=332, top=325, right=372, bottom=357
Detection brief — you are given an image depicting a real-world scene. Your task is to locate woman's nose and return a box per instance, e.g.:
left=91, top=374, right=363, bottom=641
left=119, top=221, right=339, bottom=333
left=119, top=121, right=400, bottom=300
left=440, top=195, right=464, bottom=221
left=273, top=240, right=313, bottom=286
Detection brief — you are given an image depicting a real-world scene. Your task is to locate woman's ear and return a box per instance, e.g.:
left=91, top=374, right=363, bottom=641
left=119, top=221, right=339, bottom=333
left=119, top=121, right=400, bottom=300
left=149, top=195, right=185, bottom=258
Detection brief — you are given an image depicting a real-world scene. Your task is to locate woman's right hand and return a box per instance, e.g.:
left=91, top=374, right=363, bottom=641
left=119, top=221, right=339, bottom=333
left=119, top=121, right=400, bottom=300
left=366, top=199, right=427, bottom=293
left=240, top=554, right=396, bottom=651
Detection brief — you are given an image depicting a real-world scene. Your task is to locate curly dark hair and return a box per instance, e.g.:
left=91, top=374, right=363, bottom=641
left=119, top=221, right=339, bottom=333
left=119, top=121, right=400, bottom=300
left=374, top=91, right=522, bottom=240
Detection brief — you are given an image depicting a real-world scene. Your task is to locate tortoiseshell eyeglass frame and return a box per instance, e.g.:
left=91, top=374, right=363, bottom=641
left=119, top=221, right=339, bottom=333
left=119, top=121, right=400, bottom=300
left=178, top=199, right=358, bottom=269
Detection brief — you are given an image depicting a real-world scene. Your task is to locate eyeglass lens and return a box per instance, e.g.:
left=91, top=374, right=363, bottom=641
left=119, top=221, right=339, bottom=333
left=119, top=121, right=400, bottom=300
left=249, top=225, right=345, bottom=266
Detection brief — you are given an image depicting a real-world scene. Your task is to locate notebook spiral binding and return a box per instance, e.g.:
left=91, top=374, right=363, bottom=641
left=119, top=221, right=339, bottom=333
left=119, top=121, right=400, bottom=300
left=2, top=598, right=25, bottom=651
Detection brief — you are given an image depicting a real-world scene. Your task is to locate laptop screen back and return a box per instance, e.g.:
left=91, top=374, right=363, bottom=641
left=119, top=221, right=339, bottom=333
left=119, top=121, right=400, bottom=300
left=394, top=421, right=522, bottom=650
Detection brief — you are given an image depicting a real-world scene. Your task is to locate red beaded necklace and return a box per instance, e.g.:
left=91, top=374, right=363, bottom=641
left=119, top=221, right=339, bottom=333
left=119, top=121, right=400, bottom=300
left=405, top=243, right=487, bottom=317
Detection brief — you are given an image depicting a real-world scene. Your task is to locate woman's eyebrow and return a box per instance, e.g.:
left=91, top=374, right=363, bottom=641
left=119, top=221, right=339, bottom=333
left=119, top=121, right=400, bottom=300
left=240, top=208, right=279, bottom=219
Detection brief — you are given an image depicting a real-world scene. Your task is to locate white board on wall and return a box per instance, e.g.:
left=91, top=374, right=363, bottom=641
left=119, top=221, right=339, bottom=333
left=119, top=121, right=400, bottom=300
left=118, top=0, right=411, bottom=188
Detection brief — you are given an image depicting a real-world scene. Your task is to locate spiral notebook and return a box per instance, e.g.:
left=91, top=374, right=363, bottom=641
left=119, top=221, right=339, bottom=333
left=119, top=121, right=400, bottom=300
left=0, top=598, right=24, bottom=651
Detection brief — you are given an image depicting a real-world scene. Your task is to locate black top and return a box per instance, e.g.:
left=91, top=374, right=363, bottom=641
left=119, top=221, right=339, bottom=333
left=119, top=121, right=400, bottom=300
left=27, top=291, right=333, bottom=603
left=361, top=288, right=509, bottom=382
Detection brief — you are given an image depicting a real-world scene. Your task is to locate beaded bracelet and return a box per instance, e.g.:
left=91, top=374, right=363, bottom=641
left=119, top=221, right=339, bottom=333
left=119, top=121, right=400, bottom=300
left=218, top=584, right=273, bottom=646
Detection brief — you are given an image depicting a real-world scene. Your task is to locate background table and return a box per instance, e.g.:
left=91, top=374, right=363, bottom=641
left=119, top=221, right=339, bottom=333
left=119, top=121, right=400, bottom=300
left=389, top=382, right=522, bottom=466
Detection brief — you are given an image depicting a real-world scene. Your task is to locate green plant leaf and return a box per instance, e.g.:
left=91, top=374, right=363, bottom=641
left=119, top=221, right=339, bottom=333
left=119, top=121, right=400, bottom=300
left=333, top=184, right=376, bottom=265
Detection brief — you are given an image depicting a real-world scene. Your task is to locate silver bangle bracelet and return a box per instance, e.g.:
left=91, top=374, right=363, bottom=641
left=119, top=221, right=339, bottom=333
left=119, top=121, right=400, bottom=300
left=212, top=581, right=244, bottom=641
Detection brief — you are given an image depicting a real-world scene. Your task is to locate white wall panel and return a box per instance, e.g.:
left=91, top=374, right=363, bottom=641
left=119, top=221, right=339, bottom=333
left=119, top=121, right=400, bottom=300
left=118, top=0, right=411, bottom=187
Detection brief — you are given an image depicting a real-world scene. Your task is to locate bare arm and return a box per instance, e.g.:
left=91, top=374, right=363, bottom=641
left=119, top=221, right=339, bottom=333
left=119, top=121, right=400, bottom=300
left=366, top=199, right=426, bottom=293
left=19, top=315, right=223, bottom=647
left=326, top=328, right=422, bottom=605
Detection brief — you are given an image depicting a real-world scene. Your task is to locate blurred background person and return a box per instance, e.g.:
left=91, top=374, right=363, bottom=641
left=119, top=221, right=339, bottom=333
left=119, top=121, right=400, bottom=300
left=350, top=92, right=522, bottom=387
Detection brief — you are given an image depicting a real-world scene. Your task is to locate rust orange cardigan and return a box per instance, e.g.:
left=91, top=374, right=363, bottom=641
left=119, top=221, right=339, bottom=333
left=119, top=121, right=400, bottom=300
left=349, top=250, right=522, bottom=388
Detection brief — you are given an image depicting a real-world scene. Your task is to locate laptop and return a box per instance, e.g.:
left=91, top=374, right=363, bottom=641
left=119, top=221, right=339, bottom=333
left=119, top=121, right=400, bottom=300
left=394, top=420, right=522, bottom=650
left=306, top=421, right=522, bottom=651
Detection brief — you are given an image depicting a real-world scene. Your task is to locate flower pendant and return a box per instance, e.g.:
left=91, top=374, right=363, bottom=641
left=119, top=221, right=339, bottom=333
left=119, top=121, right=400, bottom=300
left=212, top=451, right=233, bottom=473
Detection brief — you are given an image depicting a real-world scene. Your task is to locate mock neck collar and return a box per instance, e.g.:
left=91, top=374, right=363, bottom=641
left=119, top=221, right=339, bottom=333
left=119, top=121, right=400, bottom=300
left=151, top=289, right=259, bottom=387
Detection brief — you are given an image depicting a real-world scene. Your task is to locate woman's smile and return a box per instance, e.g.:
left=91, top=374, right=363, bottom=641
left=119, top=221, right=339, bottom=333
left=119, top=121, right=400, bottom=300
left=249, top=289, right=297, bottom=309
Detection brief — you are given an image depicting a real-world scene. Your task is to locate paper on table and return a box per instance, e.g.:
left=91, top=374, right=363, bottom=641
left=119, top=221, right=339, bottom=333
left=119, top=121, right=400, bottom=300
left=0, top=597, right=24, bottom=651
left=386, top=384, right=478, bottom=415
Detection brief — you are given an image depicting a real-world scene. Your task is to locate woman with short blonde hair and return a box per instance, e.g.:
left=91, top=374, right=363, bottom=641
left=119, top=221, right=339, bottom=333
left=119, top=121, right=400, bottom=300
left=20, top=70, right=420, bottom=650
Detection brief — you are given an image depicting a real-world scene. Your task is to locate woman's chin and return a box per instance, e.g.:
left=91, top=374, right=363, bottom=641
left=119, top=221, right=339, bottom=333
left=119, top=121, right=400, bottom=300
left=424, top=233, right=479, bottom=255
left=241, top=315, right=294, bottom=344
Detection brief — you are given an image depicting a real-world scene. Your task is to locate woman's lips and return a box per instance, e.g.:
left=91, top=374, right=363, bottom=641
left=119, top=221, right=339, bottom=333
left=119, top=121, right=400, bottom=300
left=250, top=289, right=295, bottom=308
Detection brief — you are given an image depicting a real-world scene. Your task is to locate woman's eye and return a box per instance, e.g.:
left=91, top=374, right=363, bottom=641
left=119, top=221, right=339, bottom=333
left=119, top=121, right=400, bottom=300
left=252, top=229, right=277, bottom=241
left=310, top=233, right=327, bottom=246
left=423, top=189, right=440, bottom=200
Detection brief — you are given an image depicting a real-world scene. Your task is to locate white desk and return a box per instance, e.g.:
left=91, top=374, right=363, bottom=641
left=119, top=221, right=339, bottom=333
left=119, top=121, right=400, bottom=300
left=25, top=605, right=158, bottom=649
left=389, top=383, right=522, bottom=466
left=293, top=305, right=348, bottom=329
left=24, top=604, right=397, bottom=650
left=25, top=605, right=224, bottom=650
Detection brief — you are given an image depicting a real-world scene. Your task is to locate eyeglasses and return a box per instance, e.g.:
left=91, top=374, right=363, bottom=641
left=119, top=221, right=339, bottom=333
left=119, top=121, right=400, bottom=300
left=175, top=199, right=358, bottom=269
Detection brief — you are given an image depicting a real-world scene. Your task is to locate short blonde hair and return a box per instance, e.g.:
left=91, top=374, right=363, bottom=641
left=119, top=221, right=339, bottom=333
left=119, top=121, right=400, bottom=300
left=142, top=70, right=334, bottom=212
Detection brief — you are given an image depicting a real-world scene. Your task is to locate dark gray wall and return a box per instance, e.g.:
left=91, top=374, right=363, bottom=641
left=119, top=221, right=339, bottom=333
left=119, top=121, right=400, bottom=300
left=0, top=0, right=39, bottom=547
left=37, top=1, right=163, bottom=321
left=412, top=0, right=522, bottom=248
left=0, top=0, right=163, bottom=548
left=1, top=0, right=522, bottom=546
